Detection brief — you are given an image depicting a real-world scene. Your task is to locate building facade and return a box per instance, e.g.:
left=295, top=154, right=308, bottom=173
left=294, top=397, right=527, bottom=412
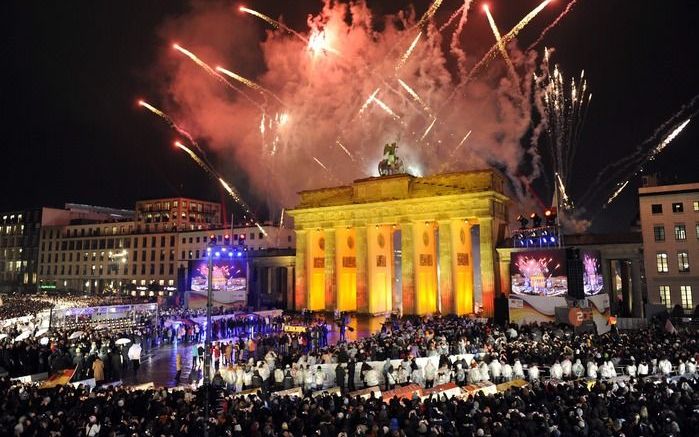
left=36, top=198, right=296, bottom=303
left=1, top=205, right=131, bottom=293
left=37, top=197, right=221, bottom=294
left=288, top=170, right=509, bottom=316
left=639, top=182, right=699, bottom=313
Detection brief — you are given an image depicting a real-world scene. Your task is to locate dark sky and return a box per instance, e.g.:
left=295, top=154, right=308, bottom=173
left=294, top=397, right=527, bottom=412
left=2, top=0, right=698, bottom=231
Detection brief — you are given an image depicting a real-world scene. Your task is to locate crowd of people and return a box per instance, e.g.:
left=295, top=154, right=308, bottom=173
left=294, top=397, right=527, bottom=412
left=1, top=293, right=699, bottom=435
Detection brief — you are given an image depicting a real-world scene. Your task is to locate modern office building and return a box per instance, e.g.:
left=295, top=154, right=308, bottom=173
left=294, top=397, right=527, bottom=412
left=1, top=205, right=131, bottom=293
left=35, top=198, right=296, bottom=303
left=639, top=182, right=699, bottom=313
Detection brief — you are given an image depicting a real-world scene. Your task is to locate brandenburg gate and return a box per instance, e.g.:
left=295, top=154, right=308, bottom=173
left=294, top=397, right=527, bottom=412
left=287, top=170, right=509, bottom=316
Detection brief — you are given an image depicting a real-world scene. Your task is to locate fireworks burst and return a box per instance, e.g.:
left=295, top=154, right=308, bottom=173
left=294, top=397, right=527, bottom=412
left=534, top=51, right=591, bottom=209
left=148, top=0, right=589, bottom=213
left=395, top=32, right=422, bottom=72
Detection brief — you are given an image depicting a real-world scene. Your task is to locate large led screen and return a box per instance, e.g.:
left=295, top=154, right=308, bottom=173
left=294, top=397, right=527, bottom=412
left=581, top=249, right=604, bottom=296
left=510, top=249, right=568, bottom=296
left=188, top=259, right=247, bottom=304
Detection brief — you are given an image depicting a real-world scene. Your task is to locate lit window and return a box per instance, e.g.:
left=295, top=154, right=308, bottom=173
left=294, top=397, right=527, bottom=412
left=672, top=202, right=684, bottom=213
left=694, top=201, right=699, bottom=212
left=651, top=204, right=663, bottom=214
left=656, top=253, right=669, bottom=273
left=696, top=223, right=699, bottom=239
left=675, top=224, right=687, bottom=240
left=653, top=226, right=665, bottom=241
left=678, top=251, right=690, bottom=272
left=680, top=285, right=693, bottom=311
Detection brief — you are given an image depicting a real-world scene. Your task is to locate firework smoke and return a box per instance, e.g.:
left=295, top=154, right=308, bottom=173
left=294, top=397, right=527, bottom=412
left=155, top=0, right=567, bottom=208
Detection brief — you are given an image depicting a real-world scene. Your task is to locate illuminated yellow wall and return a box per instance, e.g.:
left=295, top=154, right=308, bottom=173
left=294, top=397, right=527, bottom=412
left=413, top=222, right=438, bottom=314
left=451, top=220, right=474, bottom=314
left=307, top=230, right=326, bottom=310
left=367, top=225, right=393, bottom=314
left=335, top=227, right=357, bottom=311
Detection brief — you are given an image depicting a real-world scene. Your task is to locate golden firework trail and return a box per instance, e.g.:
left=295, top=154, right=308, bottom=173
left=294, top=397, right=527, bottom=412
left=420, top=117, right=437, bottom=141
left=454, top=130, right=472, bottom=151
left=650, top=118, right=691, bottom=158
left=358, top=88, right=381, bottom=115
left=313, top=156, right=329, bottom=171
left=239, top=6, right=308, bottom=43
left=395, top=32, right=422, bottom=71
left=335, top=139, right=354, bottom=160
left=398, top=79, right=432, bottom=115
left=467, top=0, right=552, bottom=83
left=215, top=66, right=286, bottom=107
left=605, top=180, right=629, bottom=205
left=174, top=44, right=262, bottom=108
left=139, top=100, right=214, bottom=167
left=174, top=141, right=213, bottom=176
left=370, top=95, right=400, bottom=120
left=483, top=5, right=520, bottom=88
left=414, top=0, right=444, bottom=29
left=555, top=172, right=571, bottom=205
left=219, top=178, right=267, bottom=236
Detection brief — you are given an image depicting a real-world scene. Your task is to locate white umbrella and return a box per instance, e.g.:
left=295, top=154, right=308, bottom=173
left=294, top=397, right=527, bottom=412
left=35, top=328, right=49, bottom=337
left=14, top=331, right=31, bottom=342
left=0, top=333, right=8, bottom=340
left=115, top=338, right=132, bottom=345
left=39, top=337, right=50, bottom=345
left=95, top=324, right=108, bottom=330
left=69, top=331, right=85, bottom=340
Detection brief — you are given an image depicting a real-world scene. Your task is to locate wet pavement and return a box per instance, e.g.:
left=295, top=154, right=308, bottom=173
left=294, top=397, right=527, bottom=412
left=120, top=314, right=387, bottom=388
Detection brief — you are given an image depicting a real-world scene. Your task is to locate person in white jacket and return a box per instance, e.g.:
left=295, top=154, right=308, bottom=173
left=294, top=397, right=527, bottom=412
left=127, top=343, right=142, bottom=377
left=468, top=363, right=482, bottom=384
left=274, top=366, right=284, bottom=389
left=424, top=361, right=437, bottom=388
left=561, top=358, right=572, bottom=379
left=637, top=361, right=649, bottom=376
left=550, top=361, right=563, bottom=380
left=478, top=361, right=490, bottom=382
left=502, top=362, right=513, bottom=381
left=686, top=358, right=697, bottom=374
left=364, top=368, right=379, bottom=388
left=587, top=361, right=598, bottom=379
left=528, top=364, right=540, bottom=381
left=304, top=366, right=315, bottom=393
left=235, top=366, right=244, bottom=392
left=314, top=366, right=325, bottom=390
left=513, top=359, right=525, bottom=379
left=489, top=359, right=502, bottom=383
left=599, top=362, right=611, bottom=379
left=572, top=359, right=584, bottom=378
left=678, top=360, right=686, bottom=376
left=626, top=359, right=637, bottom=377
left=658, top=358, right=673, bottom=376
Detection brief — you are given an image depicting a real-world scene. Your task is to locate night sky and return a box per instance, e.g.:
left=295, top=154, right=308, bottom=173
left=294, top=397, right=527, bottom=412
left=2, top=0, right=698, bottom=232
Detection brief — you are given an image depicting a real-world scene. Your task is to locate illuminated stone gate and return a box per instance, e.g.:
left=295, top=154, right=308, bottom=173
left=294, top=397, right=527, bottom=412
left=287, top=170, right=509, bottom=316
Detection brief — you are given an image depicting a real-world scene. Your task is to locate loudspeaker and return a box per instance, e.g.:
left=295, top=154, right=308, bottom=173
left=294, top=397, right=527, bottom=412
left=566, top=248, right=585, bottom=300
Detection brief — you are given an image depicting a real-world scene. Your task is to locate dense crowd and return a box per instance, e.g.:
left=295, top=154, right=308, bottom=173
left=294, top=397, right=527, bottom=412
left=2, top=297, right=699, bottom=435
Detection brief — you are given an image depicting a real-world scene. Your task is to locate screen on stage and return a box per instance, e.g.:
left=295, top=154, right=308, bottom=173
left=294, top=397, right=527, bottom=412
left=188, top=259, right=247, bottom=295
left=510, top=249, right=568, bottom=296
left=581, top=249, right=604, bottom=296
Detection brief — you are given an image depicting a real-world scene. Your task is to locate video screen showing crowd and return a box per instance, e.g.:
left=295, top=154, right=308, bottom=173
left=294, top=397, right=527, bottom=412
left=2, top=285, right=699, bottom=436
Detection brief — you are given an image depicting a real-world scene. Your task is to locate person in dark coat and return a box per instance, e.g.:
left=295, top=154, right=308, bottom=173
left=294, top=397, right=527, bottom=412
left=110, top=349, right=122, bottom=381
left=347, top=358, right=356, bottom=391
left=335, top=363, right=346, bottom=393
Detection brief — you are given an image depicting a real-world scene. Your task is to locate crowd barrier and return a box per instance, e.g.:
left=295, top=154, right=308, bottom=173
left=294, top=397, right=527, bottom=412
left=617, top=318, right=648, bottom=330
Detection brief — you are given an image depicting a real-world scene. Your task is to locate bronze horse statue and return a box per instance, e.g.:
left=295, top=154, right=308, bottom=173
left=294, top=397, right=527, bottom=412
left=378, top=142, right=405, bottom=176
